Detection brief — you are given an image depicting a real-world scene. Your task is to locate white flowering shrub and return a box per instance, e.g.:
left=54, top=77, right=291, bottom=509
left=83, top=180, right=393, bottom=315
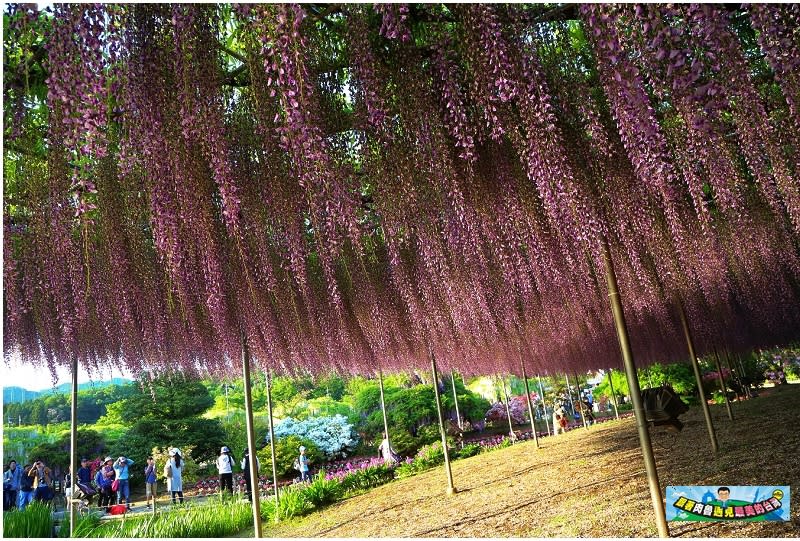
left=268, top=414, right=359, bottom=459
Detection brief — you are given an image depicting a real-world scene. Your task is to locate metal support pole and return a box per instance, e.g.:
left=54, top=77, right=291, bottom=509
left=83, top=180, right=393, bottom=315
left=450, top=371, right=462, bottom=431
left=602, top=240, right=669, bottom=538
left=677, top=300, right=719, bottom=453
left=722, top=351, right=741, bottom=401
left=607, top=369, right=620, bottom=420
left=378, top=369, right=393, bottom=462
left=265, top=371, right=279, bottom=520
left=242, top=338, right=263, bottom=537
left=564, top=373, right=575, bottom=418
left=713, top=349, right=734, bottom=420
left=537, top=375, right=551, bottom=436
left=521, top=361, right=539, bottom=448
left=500, top=376, right=515, bottom=440
left=575, top=372, right=589, bottom=430
left=430, top=351, right=456, bottom=495
left=736, top=354, right=751, bottom=398
left=69, top=356, right=78, bottom=536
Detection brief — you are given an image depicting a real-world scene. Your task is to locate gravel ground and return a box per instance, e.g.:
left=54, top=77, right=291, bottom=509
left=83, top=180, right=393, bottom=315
left=262, top=383, right=800, bottom=538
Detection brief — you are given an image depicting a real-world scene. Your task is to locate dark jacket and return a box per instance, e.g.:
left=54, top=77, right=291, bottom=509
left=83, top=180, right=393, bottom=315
left=77, top=466, right=92, bottom=485
left=20, top=470, right=34, bottom=492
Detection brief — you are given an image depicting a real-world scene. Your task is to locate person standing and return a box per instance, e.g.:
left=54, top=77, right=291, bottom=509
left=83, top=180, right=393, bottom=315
left=580, top=398, right=596, bottom=425
left=377, top=434, right=398, bottom=464
left=240, top=448, right=260, bottom=502
left=16, top=464, right=35, bottom=511
left=96, top=457, right=116, bottom=512
left=298, top=446, right=311, bottom=483
left=76, top=458, right=95, bottom=506
left=28, top=460, right=53, bottom=502
left=143, top=456, right=157, bottom=509
left=113, top=456, right=135, bottom=509
left=3, top=460, right=22, bottom=510
left=553, top=403, right=568, bottom=435
left=217, top=446, right=235, bottom=495
left=164, top=448, right=184, bottom=504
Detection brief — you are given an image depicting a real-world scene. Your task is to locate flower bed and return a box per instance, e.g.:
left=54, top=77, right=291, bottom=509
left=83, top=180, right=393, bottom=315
left=190, top=473, right=292, bottom=496
left=323, top=456, right=392, bottom=482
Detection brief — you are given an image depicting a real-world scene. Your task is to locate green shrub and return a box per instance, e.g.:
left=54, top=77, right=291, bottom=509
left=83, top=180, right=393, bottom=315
left=302, top=472, right=343, bottom=507
left=277, top=486, right=313, bottom=519
left=415, top=424, right=443, bottom=446
left=68, top=500, right=254, bottom=538
left=415, top=441, right=446, bottom=468
left=455, top=443, right=481, bottom=459
left=3, top=501, right=53, bottom=538
left=259, top=496, right=277, bottom=522
left=339, top=464, right=395, bottom=492
left=258, top=435, right=323, bottom=479
left=496, top=437, right=513, bottom=450
left=386, top=430, right=418, bottom=457
left=394, top=461, right=418, bottom=479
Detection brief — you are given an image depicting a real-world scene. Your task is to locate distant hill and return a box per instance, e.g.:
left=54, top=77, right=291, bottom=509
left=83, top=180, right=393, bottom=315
left=3, top=378, right=132, bottom=403
left=2, top=386, right=42, bottom=403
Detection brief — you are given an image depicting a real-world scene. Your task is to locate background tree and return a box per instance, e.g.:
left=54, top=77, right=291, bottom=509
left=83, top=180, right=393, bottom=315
left=28, top=429, right=106, bottom=471
left=104, top=375, right=224, bottom=463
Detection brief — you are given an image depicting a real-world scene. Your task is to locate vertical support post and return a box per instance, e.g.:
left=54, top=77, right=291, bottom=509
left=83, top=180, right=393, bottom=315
left=378, top=369, right=393, bottom=461
left=500, top=376, right=515, bottom=440
left=602, top=240, right=669, bottom=538
left=450, top=372, right=462, bottom=431
left=521, top=361, right=539, bottom=448
left=225, top=383, right=230, bottom=418
left=565, top=373, right=576, bottom=420
left=575, top=372, right=589, bottom=430
left=242, top=338, right=263, bottom=537
left=69, top=356, right=78, bottom=536
left=265, top=370, right=279, bottom=520
left=713, top=349, right=734, bottom=420
left=607, top=369, right=620, bottom=420
left=677, top=300, right=719, bottom=453
left=722, top=351, right=741, bottom=401
left=430, top=351, right=456, bottom=495
left=736, top=354, right=750, bottom=398
left=537, top=375, right=551, bottom=436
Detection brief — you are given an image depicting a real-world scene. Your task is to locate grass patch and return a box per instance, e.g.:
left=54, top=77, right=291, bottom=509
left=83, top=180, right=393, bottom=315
left=3, top=501, right=54, bottom=538
left=68, top=500, right=254, bottom=537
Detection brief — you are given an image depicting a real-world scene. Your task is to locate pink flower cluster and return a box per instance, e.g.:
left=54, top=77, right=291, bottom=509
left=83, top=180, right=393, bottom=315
left=5, top=4, right=800, bottom=394
left=322, top=456, right=394, bottom=482
left=191, top=473, right=288, bottom=494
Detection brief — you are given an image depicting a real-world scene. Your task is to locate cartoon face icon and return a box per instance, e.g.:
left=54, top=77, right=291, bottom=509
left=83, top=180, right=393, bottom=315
left=772, top=489, right=784, bottom=501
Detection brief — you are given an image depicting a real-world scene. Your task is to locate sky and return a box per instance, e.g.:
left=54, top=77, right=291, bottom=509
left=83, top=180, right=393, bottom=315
left=2, top=356, right=132, bottom=391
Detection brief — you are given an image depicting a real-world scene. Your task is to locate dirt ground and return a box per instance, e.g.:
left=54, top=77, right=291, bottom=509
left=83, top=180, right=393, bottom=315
left=263, top=384, right=800, bottom=538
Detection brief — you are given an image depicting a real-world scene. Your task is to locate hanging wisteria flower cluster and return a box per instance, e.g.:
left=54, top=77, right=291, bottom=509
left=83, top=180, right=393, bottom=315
left=4, top=4, right=800, bottom=383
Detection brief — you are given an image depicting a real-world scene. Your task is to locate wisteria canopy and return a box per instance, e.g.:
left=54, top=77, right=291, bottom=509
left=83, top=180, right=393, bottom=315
left=3, top=3, right=800, bottom=382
